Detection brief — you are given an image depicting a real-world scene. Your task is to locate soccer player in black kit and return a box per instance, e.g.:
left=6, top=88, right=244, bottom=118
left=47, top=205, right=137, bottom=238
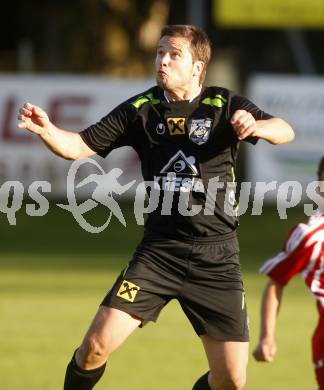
left=18, top=25, right=294, bottom=390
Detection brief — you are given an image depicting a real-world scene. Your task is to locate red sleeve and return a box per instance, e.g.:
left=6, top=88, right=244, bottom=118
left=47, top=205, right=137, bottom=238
left=259, top=223, right=313, bottom=285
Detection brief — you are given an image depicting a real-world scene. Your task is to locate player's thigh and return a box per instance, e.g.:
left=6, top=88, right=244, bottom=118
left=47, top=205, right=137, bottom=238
left=80, top=306, right=141, bottom=356
left=102, top=237, right=190, bottom=324
left=201, top=335, right=249, bottom=384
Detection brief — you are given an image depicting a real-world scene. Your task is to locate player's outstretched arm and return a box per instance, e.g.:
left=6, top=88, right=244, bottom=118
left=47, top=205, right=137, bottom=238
left=18, top=102, right=96, bottom=160
left=231, top=110, right=294, bottom=145
left=253, top=279, right=284, bottom=362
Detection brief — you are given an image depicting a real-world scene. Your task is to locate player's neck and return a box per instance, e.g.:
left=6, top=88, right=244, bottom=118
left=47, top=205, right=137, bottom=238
left=164, top=84, right=202, bottom=102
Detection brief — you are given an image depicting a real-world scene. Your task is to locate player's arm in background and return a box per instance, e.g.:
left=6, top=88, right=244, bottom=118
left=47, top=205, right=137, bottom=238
left=18, top=102, right=95, bottom=160
left=253, top=222, right=313, bottom=363
left=253, top=279, right=284, bottom=362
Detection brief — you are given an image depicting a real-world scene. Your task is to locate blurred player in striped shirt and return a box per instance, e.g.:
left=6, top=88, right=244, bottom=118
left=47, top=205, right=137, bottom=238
left=253, top=156, right=324, bottom=389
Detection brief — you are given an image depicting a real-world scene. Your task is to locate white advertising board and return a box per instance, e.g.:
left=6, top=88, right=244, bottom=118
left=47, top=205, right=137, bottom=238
left=247, top=74, right=324, bottom=203
left=0, top=75, right=153, bottom=198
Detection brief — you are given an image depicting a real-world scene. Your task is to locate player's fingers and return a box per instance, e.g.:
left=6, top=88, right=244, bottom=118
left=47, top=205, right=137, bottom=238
left=24, top=103, right=47, bottom=119
left=17, top=121, right=27, bottom=129
left=236, top=125, right=256, bottom=140
left=24, top=102, right=34, bottom=110
left=252, top=347, right=264, bottom=361
left=17, top=114, right=27, bottom=121
left=263, top=352, right=273, bottom=362
left=240, top=114, right=255, bottom=128
left=32, top=106, right=47, bottom=118
left=269, top=344, right=277, bottom=358
left=233, top=113, right=254, bottom=129
left=17, top=119, right=42, bottom=134
left=239, top=126, right=255, bottom=139
left=253, top=353, right=266, bottom=361
left=234, top=119, right=253, bottom=135
left=18, top=114, right=36, bottom=123
left=17, top=119, right=32, bottom=130
left=232, top=110, right=254, bottom=126
left=231, top=110, right=247, bottom=125
left=253, top=343, right=274, bottom=362
left=19, top=107, right=32, bottom=117
left=264, top=343, right=276, bottom=362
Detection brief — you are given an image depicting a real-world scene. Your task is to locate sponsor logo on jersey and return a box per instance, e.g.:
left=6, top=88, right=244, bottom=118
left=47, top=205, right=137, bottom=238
left=117, top=280, right=140, bottom=302
left=160, top=150, right=197, bottom=176
left=155, top=150, right=204, bottom=193
left=189, top=118, right=212, bottom=145
left=167, top=117, right=186, bottom=135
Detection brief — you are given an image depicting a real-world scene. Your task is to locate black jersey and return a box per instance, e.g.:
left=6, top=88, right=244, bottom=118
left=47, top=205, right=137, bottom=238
left=80, top=85, right=273, bottom=238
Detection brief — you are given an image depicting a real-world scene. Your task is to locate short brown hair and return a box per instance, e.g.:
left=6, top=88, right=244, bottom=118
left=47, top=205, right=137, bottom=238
left=318, top=156, right=324, bottom=179
left=160, top=25, right=212, bottom=85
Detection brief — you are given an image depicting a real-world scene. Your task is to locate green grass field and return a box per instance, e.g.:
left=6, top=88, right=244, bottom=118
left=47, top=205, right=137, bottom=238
left=0, top=202, right=317, bottom=389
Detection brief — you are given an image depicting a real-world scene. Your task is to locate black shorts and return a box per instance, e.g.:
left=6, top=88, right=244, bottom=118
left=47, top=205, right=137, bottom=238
left=101, top=232, right=249, bottom=342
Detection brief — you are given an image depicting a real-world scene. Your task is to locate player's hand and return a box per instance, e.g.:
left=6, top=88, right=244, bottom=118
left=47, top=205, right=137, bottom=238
left=231, top=109, right=257, bottom=140
left=17, top=102, right=51, bottom=136
left=253, top=339, right=277, bottom=362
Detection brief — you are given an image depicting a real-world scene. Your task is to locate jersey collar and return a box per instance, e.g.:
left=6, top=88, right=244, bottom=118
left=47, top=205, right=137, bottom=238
left=163, top=89, right=202, bottom=103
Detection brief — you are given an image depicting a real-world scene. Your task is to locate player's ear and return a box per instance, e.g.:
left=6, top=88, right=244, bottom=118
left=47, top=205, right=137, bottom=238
left=193, top=60, right=204, bottom=79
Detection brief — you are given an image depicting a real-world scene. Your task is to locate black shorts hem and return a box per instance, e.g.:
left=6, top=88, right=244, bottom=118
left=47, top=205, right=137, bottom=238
left=193, top=320, right=249, bottom=342
left=99, top=301, right=158, bottom=327
left=197, top=330, right=250, bottom=342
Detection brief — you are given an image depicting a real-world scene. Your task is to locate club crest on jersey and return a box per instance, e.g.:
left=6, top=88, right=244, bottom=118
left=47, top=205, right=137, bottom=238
left=167, top=118, right=186, bottom=135
left=189, top=118, right=212, bottom=145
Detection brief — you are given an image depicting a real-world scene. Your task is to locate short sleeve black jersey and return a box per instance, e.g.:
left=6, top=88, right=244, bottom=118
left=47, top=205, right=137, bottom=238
left=80, top=85, right=273, bottom=238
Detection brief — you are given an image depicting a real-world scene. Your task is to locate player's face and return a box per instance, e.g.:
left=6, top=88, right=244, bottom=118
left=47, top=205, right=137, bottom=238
left=155, top=36, right=200, bottom=93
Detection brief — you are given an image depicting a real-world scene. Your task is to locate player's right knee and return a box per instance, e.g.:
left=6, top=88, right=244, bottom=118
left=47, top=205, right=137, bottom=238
left=210, top=371, right=246, bottom=390
left=78, top=336, right=110, bottom=367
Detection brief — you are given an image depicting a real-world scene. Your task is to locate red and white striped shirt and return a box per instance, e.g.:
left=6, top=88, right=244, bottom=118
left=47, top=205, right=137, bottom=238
left=260, top=212, right=324, bottom=307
